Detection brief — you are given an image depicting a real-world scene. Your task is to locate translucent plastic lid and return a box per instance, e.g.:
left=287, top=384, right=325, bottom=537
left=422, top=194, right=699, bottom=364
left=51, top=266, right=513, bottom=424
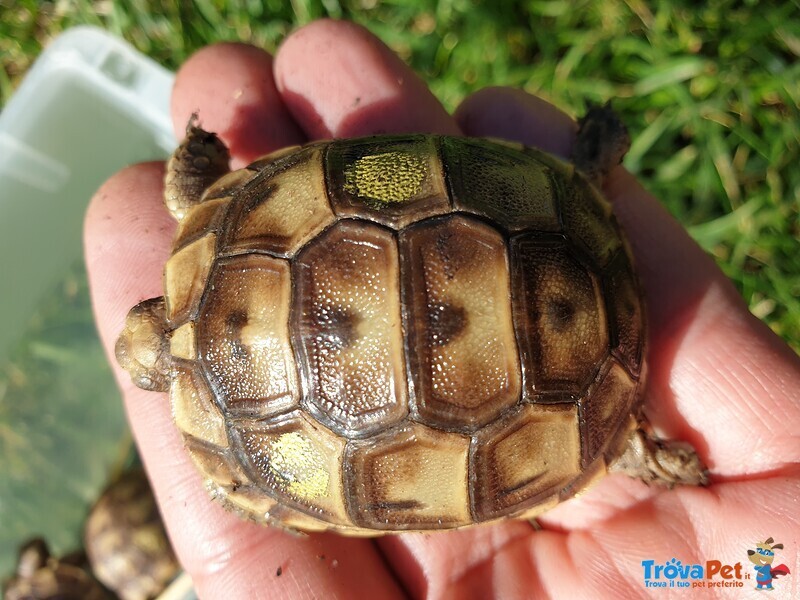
left=0, top=26, right=176, bottom=361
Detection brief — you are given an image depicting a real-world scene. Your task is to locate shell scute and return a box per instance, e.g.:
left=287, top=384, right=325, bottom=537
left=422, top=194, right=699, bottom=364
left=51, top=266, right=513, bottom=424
left=196, top=254, right=299, bottom=418
left=174, top=197, right=229, bottom=251
left=344, top=423, right=471, bottom=530
left=603, top=250, right=645, bottom=376
left=171, top=363, right=228, bottom=448
left=221, top=147, right=336, bottom=258
left=559, top=174, right=621, bottom=268
left=582, top=359, right=637, bottom=464
left=292, top=220, right=408, bottom=437
left=164, top=234, right=216, bottom=325
left=230, top=410, right=351, bottom=526
left=471, top=403, right=581, bottom=521
left=325, top=135, right=450, bottom=228
left=441, top=137, right=561, bottom=233
left=510, top=235, right=609, bottom=398
left=400, top=214, right=521, bottom=430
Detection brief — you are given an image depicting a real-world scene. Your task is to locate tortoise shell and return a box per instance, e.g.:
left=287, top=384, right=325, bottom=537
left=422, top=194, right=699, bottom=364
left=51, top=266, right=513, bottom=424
left=124, top=134, right=645, bottom=534
left=83, top=470, right=179, bottom=600
left=3, top=539, right=109, bottom=600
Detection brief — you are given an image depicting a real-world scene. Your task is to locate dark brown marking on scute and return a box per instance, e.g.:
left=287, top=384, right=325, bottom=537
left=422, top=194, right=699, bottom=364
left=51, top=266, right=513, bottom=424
left=305, top=304, right=360, bottom=351
left=362, top=500, right=423, bottom=512
left=427, top=302, right=467, bottom=346
left=546, top=298, right=577, bottom=333
left=225, top=310, right=250, bottom=361
left=510, top=235, right=609, bottom=398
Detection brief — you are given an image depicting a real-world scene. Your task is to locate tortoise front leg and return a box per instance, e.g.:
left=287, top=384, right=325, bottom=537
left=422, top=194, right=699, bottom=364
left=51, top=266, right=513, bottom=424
left=571, top=102, right=631, bottom=188
left=115, top=297, right=171, bottom=392
left=164, top=115, right=231, bottom=221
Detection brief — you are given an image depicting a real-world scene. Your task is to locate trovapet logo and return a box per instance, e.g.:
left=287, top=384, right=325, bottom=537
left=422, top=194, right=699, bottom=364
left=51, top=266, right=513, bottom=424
left=641, top=558, right=747, bottom=589
left=641, top=536, right=792, bottom=591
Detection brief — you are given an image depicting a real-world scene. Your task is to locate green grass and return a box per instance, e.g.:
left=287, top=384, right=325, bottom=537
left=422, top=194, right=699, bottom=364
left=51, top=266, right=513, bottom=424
left=3, top=0, right=796, bottom=350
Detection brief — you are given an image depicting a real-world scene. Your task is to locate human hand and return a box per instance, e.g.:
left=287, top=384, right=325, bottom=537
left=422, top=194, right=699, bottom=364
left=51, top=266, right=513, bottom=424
left=85, top=20, right=800, bottom=599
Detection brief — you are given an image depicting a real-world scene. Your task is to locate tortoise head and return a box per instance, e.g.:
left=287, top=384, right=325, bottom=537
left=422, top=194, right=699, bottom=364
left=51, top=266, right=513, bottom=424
left=116, top=297, right=171, bottom=392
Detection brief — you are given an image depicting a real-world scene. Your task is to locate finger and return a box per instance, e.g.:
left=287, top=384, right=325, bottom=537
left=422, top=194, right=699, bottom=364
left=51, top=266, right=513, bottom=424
left=456, top=86, right=800, bottom=481
left=454, top=87, right=577, bottom=157
left=378, top=523, right=537, bottom=599
left=274, top=19, right=460, bottom=138
left=171, top=43, right=306, bottom=168
left=85, top=168, right=406, bottom=599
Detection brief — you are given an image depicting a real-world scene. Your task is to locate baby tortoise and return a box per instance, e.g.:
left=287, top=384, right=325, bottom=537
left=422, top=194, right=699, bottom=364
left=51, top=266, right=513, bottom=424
left=116, top=105, right=707, bottom=535
left=3, top=539, right=108, bottom=600
left=84, top=469, right=179, bottom=600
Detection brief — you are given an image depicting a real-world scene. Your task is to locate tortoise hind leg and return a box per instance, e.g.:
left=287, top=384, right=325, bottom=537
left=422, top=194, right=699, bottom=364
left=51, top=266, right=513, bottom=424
left=164, top=115, right=231, bottom=221
left=609, top=422, right=709, bottom=487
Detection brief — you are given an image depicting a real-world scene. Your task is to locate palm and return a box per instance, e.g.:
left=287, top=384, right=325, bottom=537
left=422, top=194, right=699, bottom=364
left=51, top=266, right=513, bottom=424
left=85, top=21, right=800, bottom=599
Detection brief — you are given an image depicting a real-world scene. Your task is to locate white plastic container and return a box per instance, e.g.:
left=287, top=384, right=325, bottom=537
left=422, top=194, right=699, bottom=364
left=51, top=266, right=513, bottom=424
left=0, top=30, right=199, bottom=597
left=0, top=26, right=176, bottom=362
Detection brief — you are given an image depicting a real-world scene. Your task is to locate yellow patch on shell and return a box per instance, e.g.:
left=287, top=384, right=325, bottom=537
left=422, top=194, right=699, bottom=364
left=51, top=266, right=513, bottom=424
left=234, top=411, right=351, bottom=525
left=268, top=431, right=329, bottom=500
left=344, top=151, right=428, bottom=204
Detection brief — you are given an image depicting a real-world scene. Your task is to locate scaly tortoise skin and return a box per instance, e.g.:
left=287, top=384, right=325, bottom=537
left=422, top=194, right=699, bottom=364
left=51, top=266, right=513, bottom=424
left=84, top=469, right=179, bottom=600
left=116, top=106, right=707, bottom=535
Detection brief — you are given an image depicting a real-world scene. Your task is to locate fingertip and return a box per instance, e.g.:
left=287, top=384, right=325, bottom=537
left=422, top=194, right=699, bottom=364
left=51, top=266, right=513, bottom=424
left=275, top=19, right=459, bottom=138
left=455, top=87, right=576, bottom=158
left=172, top=42, right=306, bottom=167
